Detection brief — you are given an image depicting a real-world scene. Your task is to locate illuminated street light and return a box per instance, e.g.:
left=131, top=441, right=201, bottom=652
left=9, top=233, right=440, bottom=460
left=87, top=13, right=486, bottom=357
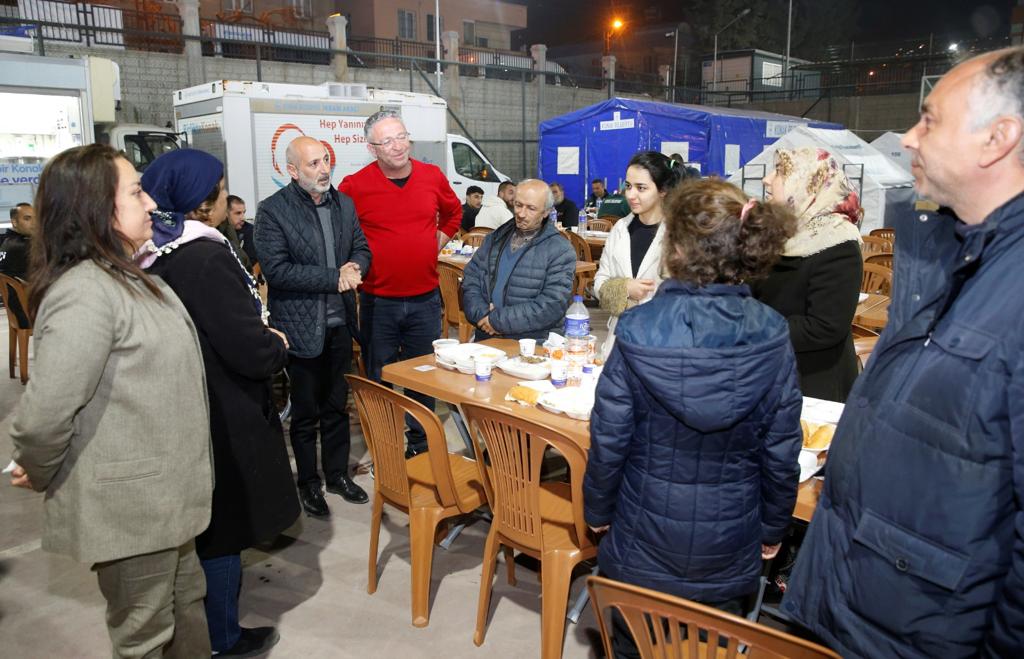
left=605, top=17, right=625, bottom=54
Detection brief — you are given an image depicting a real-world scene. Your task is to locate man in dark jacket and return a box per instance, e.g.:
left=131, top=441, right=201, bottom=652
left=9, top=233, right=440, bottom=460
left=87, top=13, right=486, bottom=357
left=462, top=179, right=576, bottom=341
left=461, top=185, right=484, bottom=231
left=0, top=202, right=34, bottom=326
left=255, top=136, right=372, bottom=518
left=783, top=47, right=1024, bottom=657
left=549, top=182, right=579, bottom=228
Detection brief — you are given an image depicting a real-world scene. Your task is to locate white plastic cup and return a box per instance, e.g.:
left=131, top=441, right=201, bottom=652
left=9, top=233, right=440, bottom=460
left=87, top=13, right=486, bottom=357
left=474, top=357, right=493, bottom=381
left=519, top=338, right=536, bottom=357
left=550, top=360, right=568, bottom=387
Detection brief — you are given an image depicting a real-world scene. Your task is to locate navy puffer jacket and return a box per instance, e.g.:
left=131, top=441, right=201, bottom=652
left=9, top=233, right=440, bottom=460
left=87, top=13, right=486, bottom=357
left=461, top=218, right=576, bottom=340
left=584, top=280, right=803, bottom=602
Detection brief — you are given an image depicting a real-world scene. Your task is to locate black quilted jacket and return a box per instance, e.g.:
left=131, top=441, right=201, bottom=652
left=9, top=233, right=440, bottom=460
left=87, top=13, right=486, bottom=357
left=255, top=181, right=371, bottom=358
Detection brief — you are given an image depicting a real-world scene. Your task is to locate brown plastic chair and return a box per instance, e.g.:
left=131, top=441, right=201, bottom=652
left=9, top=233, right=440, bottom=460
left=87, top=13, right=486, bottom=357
left=861, top=262, right=893, bottom=296
left=854, top=335, right=880, bottom=372
left=864, top=252, right=893, bottom=270
left=587, top=575, right=840, bottom=659
left=588, top=218, right=613, bottom=232
left=462, top=227, right=493, bottom=248
left=460, top=402, right=598, bottom=659
left=562, top=231, right=595, bottom=298
left=861, top=235, right=892, bottom=257
left=869, top=227, right=895, bottom=243
left=347, top=375, right=488, bottom=627
left=437, top=261, right=475, bottom=342
left=0, top=274, right=32, bottom=384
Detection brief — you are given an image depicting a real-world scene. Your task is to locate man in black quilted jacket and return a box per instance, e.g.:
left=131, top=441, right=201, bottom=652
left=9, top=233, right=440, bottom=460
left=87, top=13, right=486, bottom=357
left=255, top=136, right=372, bottom=518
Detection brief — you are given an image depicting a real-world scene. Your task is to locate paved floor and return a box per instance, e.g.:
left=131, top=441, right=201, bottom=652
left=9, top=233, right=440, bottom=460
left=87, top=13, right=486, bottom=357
left=0, top=305, right=613, bottom=658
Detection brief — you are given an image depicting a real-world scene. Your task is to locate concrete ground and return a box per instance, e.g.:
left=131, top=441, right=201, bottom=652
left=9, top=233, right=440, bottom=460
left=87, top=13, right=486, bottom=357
left=0, top=304, right=614, bottom=658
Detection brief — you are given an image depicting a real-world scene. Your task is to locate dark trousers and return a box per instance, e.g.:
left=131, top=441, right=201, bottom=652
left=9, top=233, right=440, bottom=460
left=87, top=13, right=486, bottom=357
left=200, top=554, right=241, bottom=652
left=360, top=289, right=441, bottom=453
left=288, top=324, right=353, bottom=487
left=610, top=593, right=747, bottom=659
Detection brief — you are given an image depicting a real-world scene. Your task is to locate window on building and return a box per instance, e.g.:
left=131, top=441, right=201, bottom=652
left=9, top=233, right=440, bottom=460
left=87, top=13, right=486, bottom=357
left=463, top=20, right=475, bottom=47
left=476, top=36, right=488, bottom=48
left=290, top=0, right=311, bottom=19
left=399, top=10, right=416, bottom=40
left=762, top=61, right=783, bottom=87
left=426, top=14, right=445, bottom=42
left=452, top=143, right=496, bottom=182
left=222, top=0, right=253, bottom=13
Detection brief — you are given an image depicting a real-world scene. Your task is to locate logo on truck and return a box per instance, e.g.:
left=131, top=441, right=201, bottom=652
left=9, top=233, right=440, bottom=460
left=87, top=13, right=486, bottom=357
left=269, top=123, right=337, bottom=190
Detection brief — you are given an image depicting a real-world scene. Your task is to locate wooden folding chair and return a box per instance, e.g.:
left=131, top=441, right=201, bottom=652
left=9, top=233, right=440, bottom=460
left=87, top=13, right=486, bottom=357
left=0, top=274, right=32, bottom=384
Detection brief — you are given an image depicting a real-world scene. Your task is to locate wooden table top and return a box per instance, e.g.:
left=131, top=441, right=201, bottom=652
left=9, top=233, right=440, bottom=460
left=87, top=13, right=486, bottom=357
left=439, top=255, right=596, bottom=275
left=382, top=337, right=821, bottom=522
left=855, top=293, right=890, bottom=330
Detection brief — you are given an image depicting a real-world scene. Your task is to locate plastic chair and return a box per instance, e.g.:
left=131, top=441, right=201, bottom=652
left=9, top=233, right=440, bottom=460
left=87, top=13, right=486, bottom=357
left=460, top=402, right=598, bottom=659
left=861, top=235, right=892, bottom=257
left=0, top=274, right=32, bottom=384
left=587, top=575, right=841, bottom=659
left=864, top=252, right=893, bottom=270
left=462, top=227, right=493, bottom=248
left=869, top=227, right=895, bottom=243
left=562, top=231, right=595, bottom=298
left=348, top=375, right=489, bottom=627
left=588, top=218, right=613, bottom=232
left=437, top=261, right=475, bottom=342
left=861, top=262, right=893, bottom=296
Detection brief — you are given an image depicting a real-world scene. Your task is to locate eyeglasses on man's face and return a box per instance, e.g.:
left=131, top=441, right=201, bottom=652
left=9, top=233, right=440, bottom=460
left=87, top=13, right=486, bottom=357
left=368, top=132, right=411, bottom=148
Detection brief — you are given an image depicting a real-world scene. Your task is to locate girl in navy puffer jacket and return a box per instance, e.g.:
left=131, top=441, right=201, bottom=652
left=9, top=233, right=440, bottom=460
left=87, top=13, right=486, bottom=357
left=584, top=179, right=803, bottom=657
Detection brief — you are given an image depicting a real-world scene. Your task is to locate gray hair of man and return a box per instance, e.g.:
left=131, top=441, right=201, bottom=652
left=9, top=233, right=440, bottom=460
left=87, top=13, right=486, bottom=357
left=364, top=109, right=405, bottom=140
left=969, top=48, right=1024, bottom=135
left=518, top=178, right=555, bottom=211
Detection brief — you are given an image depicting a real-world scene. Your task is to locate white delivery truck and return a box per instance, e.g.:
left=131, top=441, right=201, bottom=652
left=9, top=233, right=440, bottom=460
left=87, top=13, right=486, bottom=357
left=171, top=80, right=508, bottom=208
left=0, top=52, right=180, bottom=225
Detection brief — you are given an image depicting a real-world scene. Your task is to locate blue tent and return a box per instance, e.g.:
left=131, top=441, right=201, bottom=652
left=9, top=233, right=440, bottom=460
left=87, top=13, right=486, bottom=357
left=539, top=97, right=841, bottom=207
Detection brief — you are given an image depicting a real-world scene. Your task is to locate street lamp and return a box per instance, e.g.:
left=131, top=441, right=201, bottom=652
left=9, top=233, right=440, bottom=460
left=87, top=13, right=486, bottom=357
left=665, top=24, right=682, bottom=103
left=712, top=8, right=751, bottom=92
left=604, top=17, right=624, bottom=55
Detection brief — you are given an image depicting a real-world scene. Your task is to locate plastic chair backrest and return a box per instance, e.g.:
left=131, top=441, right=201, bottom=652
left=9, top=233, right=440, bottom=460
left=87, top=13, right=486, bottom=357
left=861, top=262, right=893, bottom=296
left=347, top=375, right=459, bottom=509
left=588, top=218, right=613, bottom=232
left=864, top=253, right=893, bottom=270
left=460, top=402, right=590, bottom=552
left=861, top=235, right=892, bottom=256
left=0, top=274, right=31, bottom=330
left=869, top=228, right=895, bottom=243
left=586, top=575, right=841, bottom=659
left=463, top=228, right=492, bottom=248
left=437, top=261, right=466, bottom=328
left=564, top=230, right=593, bottom=262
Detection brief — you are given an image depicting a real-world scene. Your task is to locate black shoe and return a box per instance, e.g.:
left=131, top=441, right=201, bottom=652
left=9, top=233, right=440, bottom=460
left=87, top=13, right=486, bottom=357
left=215, top=626, right=280, bottom=657
left=298, top=484, right=330, bottom=518
left=405, top=444, right=427, bottom=459
left=326, top=475, right=368, bottom=504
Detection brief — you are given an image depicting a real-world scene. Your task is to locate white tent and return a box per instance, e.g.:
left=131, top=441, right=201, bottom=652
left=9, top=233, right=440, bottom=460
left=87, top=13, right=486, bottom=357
left=870, top=131, right=912, bottom=173
left=729, top=127, right=916, bottom=233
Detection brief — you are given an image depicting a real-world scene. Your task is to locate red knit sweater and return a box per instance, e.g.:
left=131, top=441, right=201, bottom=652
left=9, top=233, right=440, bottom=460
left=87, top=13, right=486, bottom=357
left=340, top=159, right=462, bottom=297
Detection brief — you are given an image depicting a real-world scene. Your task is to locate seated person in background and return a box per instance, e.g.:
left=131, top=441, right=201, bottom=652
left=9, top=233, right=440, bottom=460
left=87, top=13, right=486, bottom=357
left=474, top=181, right=516, bottom=229
left=549, top=182, right=579, bottom=228
left=461, top=185, right=484, bottom=231
left=0, top=202, right=35, bottom=326
left=227, top=194, right=258, bottom=267
left=462, top=179, right=575, bottom=341
left=594, top=184, right=631, bottom=220
left=585, top=178, right=609, bottom=208
left=584, top=179, right=802, bottom=658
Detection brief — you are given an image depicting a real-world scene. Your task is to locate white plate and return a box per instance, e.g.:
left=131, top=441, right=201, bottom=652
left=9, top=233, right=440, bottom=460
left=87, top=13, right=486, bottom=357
left=583, top=230, right=610, bottom=238
left=799, top=450, right=823, bottom=482
left=538, top=386, right=596, bottom=421
left=858, top=292, right=869, bottom=303
left=496, top=356, right=551, bottom=380
left=436, top=344, right=506, bottom=372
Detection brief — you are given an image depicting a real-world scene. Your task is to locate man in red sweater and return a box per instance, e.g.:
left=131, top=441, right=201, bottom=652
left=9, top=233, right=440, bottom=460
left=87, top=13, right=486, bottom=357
left=339, top=109, right=462, bottom=456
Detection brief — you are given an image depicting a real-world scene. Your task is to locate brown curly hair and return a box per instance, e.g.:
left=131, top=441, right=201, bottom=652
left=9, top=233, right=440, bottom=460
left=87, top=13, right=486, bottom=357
left=663, top=179, right=796, bottom=286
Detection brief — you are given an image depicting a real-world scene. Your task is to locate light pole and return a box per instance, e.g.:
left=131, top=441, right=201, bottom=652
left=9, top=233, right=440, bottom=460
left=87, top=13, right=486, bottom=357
left=434, top=0, right=441, bottom=91
left=604, top=17, right=624, bottom=55
left=783, top=0, right=792, bottom=90
left=712, top=8, right=751, bottom=92
left=671, top=24, right=680, bottom=103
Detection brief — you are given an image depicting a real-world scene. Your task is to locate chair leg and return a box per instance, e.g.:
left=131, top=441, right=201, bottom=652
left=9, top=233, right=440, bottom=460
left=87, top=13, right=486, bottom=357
left=409, top=507, right=444, bottom=628
left=473, top=528, right=501, bottom=646
left=8, top=330, right=15, bottom=379
left=367, top=492, right=384, bottom=594
left=504, top=546, right=516, bottom=586
left=18, top=331, right=29, bottom=384
left=566, top=563, right=599, bottom=624
left=539, top=554, right=574, bottom=659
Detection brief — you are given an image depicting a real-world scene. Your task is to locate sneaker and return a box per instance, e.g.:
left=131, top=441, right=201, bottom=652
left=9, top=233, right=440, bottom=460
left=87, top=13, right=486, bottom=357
left=214, top=626, right=280, bottom=657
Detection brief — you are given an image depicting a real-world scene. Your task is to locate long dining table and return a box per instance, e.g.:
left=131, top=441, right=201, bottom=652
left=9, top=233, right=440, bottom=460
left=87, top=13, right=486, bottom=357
left=380, top=338, right=822, bottom=523
left=439, top=254, right=597, bottom=278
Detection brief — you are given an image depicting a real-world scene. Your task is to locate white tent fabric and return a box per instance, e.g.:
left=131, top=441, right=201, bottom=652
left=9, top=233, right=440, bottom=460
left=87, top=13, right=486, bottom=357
left=870, top=132, right=913, bottom=173
left=729, top=127, right=916, bottom=233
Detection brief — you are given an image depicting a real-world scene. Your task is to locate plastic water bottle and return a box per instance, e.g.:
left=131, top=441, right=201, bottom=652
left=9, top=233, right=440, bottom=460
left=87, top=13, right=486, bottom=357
left=549, top=207, right=559, bottom=225
left=564, top=295, right=590, bottom=387
left=578, top=210, right=588, bottom=235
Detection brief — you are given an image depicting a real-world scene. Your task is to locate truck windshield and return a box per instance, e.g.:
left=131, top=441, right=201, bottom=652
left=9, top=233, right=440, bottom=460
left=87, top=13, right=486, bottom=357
left=123, top=133, right=180, bottom=172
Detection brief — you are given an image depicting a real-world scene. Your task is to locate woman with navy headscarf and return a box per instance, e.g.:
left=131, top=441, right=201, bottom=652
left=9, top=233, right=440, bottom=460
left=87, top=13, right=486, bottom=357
left=140, top=149, right=300, bottom=657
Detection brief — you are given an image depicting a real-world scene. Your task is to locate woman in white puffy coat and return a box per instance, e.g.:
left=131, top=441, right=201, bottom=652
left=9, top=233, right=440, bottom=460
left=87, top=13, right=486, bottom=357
left=593, top=151, right=686, bottom=358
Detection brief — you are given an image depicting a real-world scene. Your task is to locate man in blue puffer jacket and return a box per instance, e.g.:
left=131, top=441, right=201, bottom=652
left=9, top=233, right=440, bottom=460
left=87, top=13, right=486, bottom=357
left=783, top=47, right=1024, bottom=658
left=462, top=179, right=576, bottom=341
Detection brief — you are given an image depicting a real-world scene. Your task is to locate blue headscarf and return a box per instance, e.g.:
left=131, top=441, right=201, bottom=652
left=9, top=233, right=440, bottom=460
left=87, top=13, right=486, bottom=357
left=141, top=149, right=224, bottom=247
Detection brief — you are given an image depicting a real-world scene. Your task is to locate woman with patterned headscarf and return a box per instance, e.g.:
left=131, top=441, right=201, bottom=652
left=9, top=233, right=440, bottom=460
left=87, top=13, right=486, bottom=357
left=753, top=146, right=864, bottom=402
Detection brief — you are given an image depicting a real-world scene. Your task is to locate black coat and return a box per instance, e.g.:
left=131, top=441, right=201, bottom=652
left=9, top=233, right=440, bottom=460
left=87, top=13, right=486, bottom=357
left=255, top=181, right=372, bottom=358
left=752, top=240, right=862, bottom=402
left=148, top=239, right=300, bottom=558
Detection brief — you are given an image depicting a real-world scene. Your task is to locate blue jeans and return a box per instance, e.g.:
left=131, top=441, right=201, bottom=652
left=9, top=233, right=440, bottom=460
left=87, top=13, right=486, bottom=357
left=201, top=554, right=241, bottom=652
left=360, top=289, right=441, bottom=453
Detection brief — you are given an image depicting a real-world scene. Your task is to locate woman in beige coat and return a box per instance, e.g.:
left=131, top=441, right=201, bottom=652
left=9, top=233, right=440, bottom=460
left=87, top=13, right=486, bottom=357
left=593, top=152, right=685, bottom=359
left=9, top=144, right=213, bottom=658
